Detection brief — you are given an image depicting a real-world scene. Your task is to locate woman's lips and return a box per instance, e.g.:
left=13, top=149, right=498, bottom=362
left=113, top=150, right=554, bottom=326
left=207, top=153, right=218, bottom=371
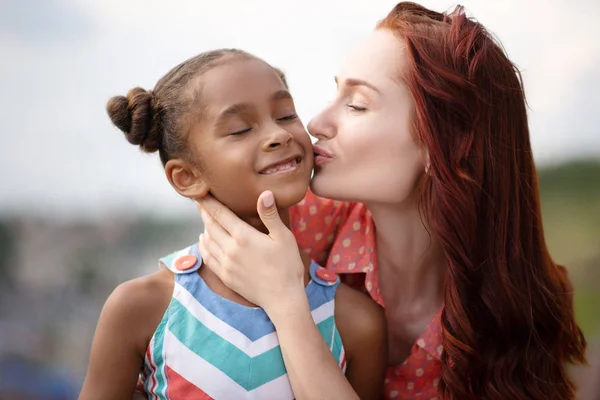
left=313, top=145, right=334, bottom=166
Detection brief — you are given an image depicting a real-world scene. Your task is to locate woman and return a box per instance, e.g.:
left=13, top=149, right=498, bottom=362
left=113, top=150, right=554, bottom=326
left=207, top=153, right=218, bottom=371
left=198, top=3, right=586, bottom=399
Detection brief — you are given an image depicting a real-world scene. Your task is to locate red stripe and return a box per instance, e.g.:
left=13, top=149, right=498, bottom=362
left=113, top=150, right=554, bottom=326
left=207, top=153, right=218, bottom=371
left=146, top=343, right=158, bottom=397
left=340, top=353, right=347, bottom=371
left=166, top=365, right=214, bottom=399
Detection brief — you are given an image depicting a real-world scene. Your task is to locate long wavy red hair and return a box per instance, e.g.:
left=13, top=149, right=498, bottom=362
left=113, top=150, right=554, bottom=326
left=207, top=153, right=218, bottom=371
left=378, top=3, right=586, bottom=399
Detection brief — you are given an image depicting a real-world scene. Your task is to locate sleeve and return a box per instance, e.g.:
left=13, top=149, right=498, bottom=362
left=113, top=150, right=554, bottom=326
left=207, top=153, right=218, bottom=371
left=289, top=190, right=355, bottom=266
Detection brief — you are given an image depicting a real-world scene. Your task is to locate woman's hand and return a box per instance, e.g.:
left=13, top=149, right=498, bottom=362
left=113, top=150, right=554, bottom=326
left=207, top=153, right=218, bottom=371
left=197, top=191, right=309, bottom=321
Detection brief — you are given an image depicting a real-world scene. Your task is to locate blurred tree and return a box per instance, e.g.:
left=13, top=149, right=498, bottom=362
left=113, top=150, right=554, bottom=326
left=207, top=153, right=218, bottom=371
left=0, top=219, right=16, bottom=289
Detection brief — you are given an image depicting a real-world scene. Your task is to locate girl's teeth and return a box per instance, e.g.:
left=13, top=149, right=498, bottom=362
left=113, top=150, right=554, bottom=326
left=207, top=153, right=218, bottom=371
left=264, top=160, right=296, bottom=174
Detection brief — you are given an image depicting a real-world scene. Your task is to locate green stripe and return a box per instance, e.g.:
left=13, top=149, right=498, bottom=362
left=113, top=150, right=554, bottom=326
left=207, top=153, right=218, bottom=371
left=152, top=308, right=170, bottom=397
left=331, top=327, right=343, bottom=364
left=167, top=299, right=336, bottom=390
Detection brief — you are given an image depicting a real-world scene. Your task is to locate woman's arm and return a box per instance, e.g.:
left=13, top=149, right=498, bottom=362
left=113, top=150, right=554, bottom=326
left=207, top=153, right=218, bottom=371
left=270, top=298, right=361, bottom=400
left=197, top=191, right=361, bottom=399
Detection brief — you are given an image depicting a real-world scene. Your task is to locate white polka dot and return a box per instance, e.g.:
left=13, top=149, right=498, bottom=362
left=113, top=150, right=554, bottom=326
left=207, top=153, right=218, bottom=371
left=333, top=254, right=340, bottom=263
left=298, top=199, right=306, bottom=206
left=407, top=382, right=414, bottom=390
left=315, top=233, right=323, bottom=241
left=365, top=226, right=370, bottom=234
left=353, top=221, right=361, bottom=231
left=325, top=216, right=332, bottom=225
left=343, top=238, right=351, bottom=248
left=417, top=338, right=426, bottom=348
left=389, top=390, right=399, bottom=398
left=433, top=378, right=440, bottom=387
left=359, top=246, right=365, bottom=254
left=416, top=368, right=424, bottom=377
left=348, top=262, right=355, bottom=270
left=299, top=221, right=306, bottom=232
left=437, top=345, right=443, bottom=355
left=366, top=281, right=373, bottom=291
left=309, top=205, right=317, bottom=215
left=427, top=354, right=433, bottom=360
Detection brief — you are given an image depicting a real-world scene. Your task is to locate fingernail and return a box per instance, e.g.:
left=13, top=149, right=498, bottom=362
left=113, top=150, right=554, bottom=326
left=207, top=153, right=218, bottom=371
left=263, top=191, right=274, bottom=207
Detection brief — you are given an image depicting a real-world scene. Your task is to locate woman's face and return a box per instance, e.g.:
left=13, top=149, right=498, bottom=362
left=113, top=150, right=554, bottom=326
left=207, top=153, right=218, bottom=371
left=308, top=29, right=426, bottom=206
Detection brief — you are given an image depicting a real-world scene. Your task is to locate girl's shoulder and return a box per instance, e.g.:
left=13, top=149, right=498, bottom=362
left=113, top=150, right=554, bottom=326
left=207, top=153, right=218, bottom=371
left=100, top=268, right=174, bottom=355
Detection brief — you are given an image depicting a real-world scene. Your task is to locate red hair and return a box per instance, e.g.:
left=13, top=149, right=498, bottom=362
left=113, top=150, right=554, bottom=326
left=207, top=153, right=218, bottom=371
left=378, top=3, right=586, bottom=399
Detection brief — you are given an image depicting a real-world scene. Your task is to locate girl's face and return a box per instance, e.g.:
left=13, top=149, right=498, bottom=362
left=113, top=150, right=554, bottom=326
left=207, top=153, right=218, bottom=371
left=308, top=29, right=426, bottom=206
left=176, top=58, right=313, bottom=217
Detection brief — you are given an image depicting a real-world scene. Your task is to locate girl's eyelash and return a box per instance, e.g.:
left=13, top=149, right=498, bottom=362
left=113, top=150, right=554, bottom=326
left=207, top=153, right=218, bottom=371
left=231, top=128, right=252, bottom=136
left=347, top=104, right=367, bottom=112
left=230, top=113, right=297, bottom=135
left=277, top=114, right=298, bottom=121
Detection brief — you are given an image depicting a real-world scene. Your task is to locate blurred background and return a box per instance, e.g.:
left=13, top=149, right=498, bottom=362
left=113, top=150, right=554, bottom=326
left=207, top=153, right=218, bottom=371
left=0, top=0, right=598, bottom=398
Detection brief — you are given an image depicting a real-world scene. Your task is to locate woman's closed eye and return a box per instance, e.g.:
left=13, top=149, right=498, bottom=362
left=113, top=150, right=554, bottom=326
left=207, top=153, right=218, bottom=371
left=347, top=104, right=367, bottom=112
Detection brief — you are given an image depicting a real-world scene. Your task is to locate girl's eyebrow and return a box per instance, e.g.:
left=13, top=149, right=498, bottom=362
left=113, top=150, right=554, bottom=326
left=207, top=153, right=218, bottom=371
left=270, top=89, right=293, bottom=101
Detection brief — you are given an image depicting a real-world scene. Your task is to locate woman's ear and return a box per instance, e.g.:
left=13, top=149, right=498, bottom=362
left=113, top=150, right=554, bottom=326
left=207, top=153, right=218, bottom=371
left=165, top=159, right=209, bottom=200
left=422, top=147, right=431, bottom=175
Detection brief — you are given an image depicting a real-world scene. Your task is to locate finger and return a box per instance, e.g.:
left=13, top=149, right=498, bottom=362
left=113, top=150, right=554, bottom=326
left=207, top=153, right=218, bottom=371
left=200, top=208, right=236, bottom=249
left=198, top=234, right=223, bottom=277
left=199, top=232, right=225, bottom=264
left=198, top=196, right=252, bottom=237
left=256, top=191, right=288, bottom=238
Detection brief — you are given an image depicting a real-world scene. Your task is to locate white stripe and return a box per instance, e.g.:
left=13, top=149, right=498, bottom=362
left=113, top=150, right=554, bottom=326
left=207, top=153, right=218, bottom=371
left=165, top=329, right=294, bottom=400
left=339, top=346, right=347, bottom=374
left=249, top=373, right=294, bottom=400
left=144, top=335, right=158, bottom=400
left=174, top=283, right=336, bottom=356
left=160, top=328, right=169, bottom=399
left=310, top=299, right=335, bottom=325
left=173, top=283, right=280, bottom=357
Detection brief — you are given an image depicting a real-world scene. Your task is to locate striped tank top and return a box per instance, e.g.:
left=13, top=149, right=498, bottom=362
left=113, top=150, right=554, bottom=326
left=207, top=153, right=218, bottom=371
left=139, top=244, right=346, bottom=399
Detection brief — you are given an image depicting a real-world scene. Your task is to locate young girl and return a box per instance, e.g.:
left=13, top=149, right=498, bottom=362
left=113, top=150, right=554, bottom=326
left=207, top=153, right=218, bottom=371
left=78, top=49, right=387, bottom=400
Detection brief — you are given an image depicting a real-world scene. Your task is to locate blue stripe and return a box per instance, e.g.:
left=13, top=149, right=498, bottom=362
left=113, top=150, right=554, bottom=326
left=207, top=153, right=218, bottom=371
left=173, top=262, right=334, bottom=342
left=167, top=299, right=337, bottom=390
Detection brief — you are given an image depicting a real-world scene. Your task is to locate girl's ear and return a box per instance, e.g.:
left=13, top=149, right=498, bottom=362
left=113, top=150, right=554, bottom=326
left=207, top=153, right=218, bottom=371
left=165, top=159, right=209, bottom=199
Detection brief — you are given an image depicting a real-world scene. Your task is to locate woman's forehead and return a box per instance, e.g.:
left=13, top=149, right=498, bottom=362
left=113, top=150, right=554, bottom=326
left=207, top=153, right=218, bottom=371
left=338, top=29, right=406, bottom=90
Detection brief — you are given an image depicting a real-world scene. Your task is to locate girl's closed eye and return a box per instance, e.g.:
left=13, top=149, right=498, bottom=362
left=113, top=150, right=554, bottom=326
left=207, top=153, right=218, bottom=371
left=277, top=113, right=298, bottom=122
left=231, top=127, right=252, bottom=136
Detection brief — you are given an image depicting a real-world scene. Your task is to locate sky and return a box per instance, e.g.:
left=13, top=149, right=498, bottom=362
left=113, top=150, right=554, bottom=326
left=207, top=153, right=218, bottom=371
left=1, top=0, right=599, bottom=219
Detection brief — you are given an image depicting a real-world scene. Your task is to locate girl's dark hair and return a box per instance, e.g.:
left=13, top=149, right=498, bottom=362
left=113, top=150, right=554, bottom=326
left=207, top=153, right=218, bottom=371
left=106, top=49, right=288, bottom=166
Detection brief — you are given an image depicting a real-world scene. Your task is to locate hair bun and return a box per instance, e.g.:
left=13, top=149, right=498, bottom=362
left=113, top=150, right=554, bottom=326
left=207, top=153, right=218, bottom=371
left=106, top=87, right=161, bottom=153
